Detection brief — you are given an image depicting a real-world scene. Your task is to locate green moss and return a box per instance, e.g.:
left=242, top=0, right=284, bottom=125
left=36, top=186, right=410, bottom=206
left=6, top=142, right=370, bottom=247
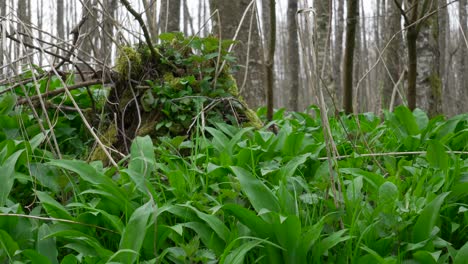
left=429, top=73, right=442, bottom=117
left=226, top=74, right=239, bottom=96
left=244, top=108, right=263, bottom=129
left=89, top=125, right=118, bottom=164
left=430, top=74, right=442, bottom=98
left=163, top=72, right=184, bottom=90
left=115, top=46, right=142, bottom=78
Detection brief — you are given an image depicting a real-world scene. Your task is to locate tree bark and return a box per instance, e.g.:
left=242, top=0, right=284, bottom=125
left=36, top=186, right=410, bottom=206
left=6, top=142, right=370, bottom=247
left=406, top=27, right=418, bottom=111
left=333, top=0, right=344, bottom=103
left=342, top=0, right=359, bottom=114
left=287, top=0, right=300, bottom=111
left=262, top=0, right=271, bottom=59
left=0, top=0, right=6, bottom=74
left=417, top=1, right=442, bottom=116
left=160, top=0, right=181, bottom=33
left=100, top=0, right=118, bottom=64
left=459, top=0, right=468, bottom=113
left=183, top=0, right=194, bottom=35
left=358, top=0, right=371, bottom=112
left=17, top=0, right=31, bottom=66
left=142, top=0, right=158, bottom=40
left=266, top=0, right=276, bottom=120
left=38, top=0, right=44, bottom=65
left=403, top=0, right=421, bottom=111
left=382, top=0, right=402, bottom=109
left=209, top=0, right=266, bottom=108
left=399, top=0, right=442, bottom=113
left=57, top=0, right=65, bottom=42
left=314, top=0, right=332, bottom=85
left=77, top=0, right=99, bottom=73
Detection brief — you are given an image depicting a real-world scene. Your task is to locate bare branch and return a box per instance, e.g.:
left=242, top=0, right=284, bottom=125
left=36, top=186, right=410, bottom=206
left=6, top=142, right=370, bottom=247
left=393, top=0, right=410, bottom=25
left=119, top=0, right=157, bottom=59
left=16, top=79, right=105, bottom=105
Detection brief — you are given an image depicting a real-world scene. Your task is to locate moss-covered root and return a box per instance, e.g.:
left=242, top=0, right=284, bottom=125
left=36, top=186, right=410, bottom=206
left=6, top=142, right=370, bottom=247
left=88, top=125, right=118, bottom=165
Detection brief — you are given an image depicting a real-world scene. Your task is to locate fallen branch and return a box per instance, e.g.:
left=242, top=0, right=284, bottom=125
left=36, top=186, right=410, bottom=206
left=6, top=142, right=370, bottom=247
left=16, top=79, right=105, bottom=105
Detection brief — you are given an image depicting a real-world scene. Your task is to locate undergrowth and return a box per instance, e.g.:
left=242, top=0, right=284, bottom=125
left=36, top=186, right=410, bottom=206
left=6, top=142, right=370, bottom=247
left=0, top=89, right=467, bottom=263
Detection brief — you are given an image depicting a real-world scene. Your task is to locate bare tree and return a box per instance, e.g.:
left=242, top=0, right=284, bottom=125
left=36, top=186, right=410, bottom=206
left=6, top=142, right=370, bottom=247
left=262, top=0, right=271, bottom=57
left=342, top=0, right=359, bottom=114
left=287, top=0, right=300, bottom=111
left=314, top=0, right=332, bottom=89
left=333, top=0, right=344, bottom=103
left=57, top=0, right=65, bottom=44
left=183, top=0, right=194, bottom=35
left=459, top=0, right=468, bottom=112
left=160, top=0, right=181, bottom=33
left=266, top=0, right=276, bottom=120
left=358, top=0, right=371, bottom=112
left=77, top=0, right=99, bottom=73
left=209, top=0, right=266, bottom=108
left=100, top=0, right=118, bottom=63
left=0, top=0, right=6, bottom=75
left=382, top=0, right=403, bottom=109
left=438, top=0, right=448, bottom=85
left=417, top=1, right=442, bottom=116
left=37, top=0, right=44, bottom=65
left=142, top=0, right=158, bottom=40
left=17, top=0, right=31, bottom=66
left=394, top=0, right=436, bottom=111
left=438, top=0, right=456, bottom=116
left=394, top=0, right=444, bottom=113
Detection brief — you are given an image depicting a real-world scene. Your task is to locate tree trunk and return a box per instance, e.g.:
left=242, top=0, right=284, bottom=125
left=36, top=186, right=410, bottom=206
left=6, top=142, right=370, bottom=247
left=100, top=0, right=118, bottom=64
left=142, top=0, right=158, bottom=40
left=183, top=0, right=194, bottom=35
left=358, top=0, right=371, bottom=112
left=209, top=0, right=266, bottom=108
left=262, top=0, right=271, bottom=60
left=160, top=0, right=181, bottom=33
left=266, top=0, right=276, bottom=120
left=438, top=0, right=451, bottom=114
left=333, top=0, right=344, bottom=103
left=287, top=0, right=300, bottom=111
left=406, top=27, right=418, bottom=111
left=404, top=0, right=421, bottom=111
left=417, top=1, right=442, bottom=116
left=438, top=0, right=448, bottom=83
left=382, top=0, right=402, bottom=109
left=353, top=2, right=362, bottom=111
left=314, top=0, right=332, bottom=85
left=459, top=0, right=468, bottom=113
left=77, top=0, right=99, bottom=73
left=57, top=0, right=65, bottom=43
left=342, top=0, right=359, bottom=114
left=1, top=0, right=6, bottom=74
left=17, top=0, right=31, bottom=66
left=38, top=0, right=44, bottom=65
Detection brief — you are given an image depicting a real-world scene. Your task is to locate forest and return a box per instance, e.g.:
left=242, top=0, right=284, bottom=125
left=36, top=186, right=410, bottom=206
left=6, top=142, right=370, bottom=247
left=0, top=0, right=467, bottom=263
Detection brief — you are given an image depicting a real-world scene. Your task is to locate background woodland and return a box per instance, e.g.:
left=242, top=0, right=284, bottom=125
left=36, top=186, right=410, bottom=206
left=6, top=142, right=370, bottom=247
left=1, top=0, right=467, bottom=116
left=0, top=1, right=468, bottom=263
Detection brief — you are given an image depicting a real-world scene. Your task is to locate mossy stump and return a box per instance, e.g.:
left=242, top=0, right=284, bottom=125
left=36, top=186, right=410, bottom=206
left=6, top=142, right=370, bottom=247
left=89, top=33, right=262, bottom=162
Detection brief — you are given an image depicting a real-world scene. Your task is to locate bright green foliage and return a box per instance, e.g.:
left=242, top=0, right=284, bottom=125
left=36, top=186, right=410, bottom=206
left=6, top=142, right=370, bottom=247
left=0, top=97, right=467, bottom=263
left=0, top=71, right=99, bottom=157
